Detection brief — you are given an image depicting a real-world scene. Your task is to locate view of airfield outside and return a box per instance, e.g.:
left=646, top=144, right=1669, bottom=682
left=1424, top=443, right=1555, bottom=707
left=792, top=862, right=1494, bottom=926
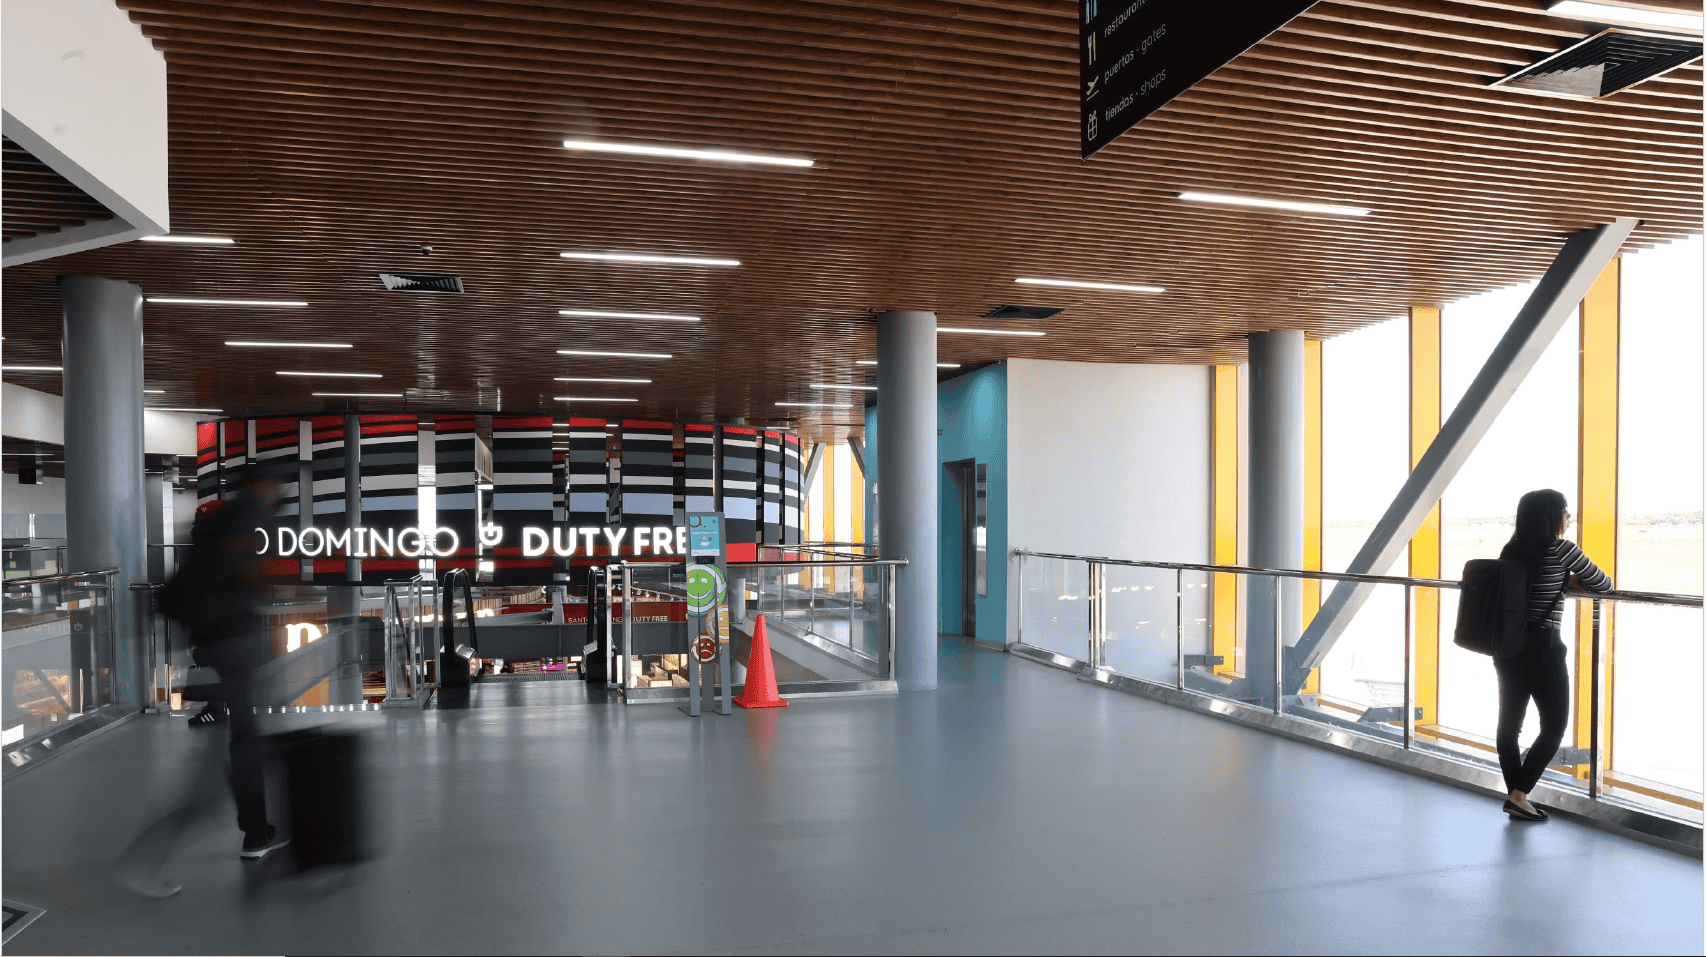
left=1322, top=234, right=1702, bottom=801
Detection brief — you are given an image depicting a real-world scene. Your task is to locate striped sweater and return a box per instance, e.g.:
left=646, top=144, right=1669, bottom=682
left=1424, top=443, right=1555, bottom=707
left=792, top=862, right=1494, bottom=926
left=1500, top=538, right=1613, bottom=626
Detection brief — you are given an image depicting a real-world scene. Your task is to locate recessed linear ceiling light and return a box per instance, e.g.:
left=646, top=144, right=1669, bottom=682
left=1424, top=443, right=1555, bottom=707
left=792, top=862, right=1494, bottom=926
left=145, top=389, right=166, bottom=394
left=1016, top=277, right=1165, bottom=294
left=1549, top=0, right=1703, bottom=31
left=313, top=392, right=404, bottom=398
left=1, top=365, right=62, bottom=372
left=1178, top=191, right=1370, bottom=217
left=560, top=252, right=741, bottom=267
left=562, top=139, right=813, bottom=168
left=937, top=327, right=1047, bottom=337
left=810, top=383, right=878, bottom=392
left=558, top=309, right=701, bottom=323
left=277, top=371, right=382, bottom=378
left=555, top=396, right=641, bottom=402
left=778, top=401, right=852, bottom=408
left=148, top=298, right=308, bottom=306
left=856, top=360, right=962, bottom=368
left=141, top=235, right=234, bottom=244
left=557, top=349, right=672, bottom=360
left=151, top=407, right=222, bottom=414
left=554, top=377, right=652, bottom=384
left=226, top=341, right=351, bottom=348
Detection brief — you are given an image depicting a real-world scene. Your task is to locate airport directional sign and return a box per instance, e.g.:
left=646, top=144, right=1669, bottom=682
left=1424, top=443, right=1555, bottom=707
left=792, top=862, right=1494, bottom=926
left=1081, top=0, right=1318, bottom=159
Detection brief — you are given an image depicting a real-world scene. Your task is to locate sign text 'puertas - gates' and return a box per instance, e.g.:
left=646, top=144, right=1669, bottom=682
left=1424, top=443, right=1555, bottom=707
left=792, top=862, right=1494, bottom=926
left=258, top=524, right=690, bottom=559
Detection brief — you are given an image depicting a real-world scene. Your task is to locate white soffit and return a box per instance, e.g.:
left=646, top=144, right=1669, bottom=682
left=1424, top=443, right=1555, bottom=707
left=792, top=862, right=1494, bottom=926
left=1, top=0, right=168, bottom=267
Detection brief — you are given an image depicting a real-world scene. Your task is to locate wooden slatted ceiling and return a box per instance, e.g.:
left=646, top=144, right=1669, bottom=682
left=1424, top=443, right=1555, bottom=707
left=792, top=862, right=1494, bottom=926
left=2, top=138, right=114, bottom=242
left=0, top=0, right=1698, bottom=444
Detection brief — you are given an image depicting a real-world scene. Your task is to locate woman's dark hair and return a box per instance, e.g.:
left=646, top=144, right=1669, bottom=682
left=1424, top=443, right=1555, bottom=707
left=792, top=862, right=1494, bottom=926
left=1501, top=488, right=1568, bottom=563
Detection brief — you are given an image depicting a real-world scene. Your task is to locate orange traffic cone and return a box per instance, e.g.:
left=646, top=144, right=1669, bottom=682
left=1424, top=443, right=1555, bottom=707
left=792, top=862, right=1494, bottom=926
left=734, top=614, right=789, bottom=709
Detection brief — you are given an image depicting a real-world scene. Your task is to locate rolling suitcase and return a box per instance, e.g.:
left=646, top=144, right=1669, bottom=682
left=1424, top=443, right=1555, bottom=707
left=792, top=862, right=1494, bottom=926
left=272, top=729, right=371, bottom=868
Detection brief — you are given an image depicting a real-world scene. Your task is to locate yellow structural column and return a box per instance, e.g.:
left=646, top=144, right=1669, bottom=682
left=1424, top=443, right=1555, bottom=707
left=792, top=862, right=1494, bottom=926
left=822, top=443, right=837, bottom=590
left=1576, top=257, right=1620, bottom=771
left=1211, top=365, right=1239, bottom=674
left=1409, top=306, right=1442, bottom=725
left=1302, top=340, right=1322, bottom=695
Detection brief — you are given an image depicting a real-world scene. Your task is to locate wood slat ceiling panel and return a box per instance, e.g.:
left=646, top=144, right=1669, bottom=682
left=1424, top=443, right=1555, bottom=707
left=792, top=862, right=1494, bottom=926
left=1, top=0, right=1698, bottom=444
left=2, top=138, right=115, bottom=241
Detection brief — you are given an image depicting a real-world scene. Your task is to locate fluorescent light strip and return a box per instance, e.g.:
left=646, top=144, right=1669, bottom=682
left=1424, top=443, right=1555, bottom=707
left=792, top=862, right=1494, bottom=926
left=555, top=396, right=641, bottom=402
left=226, top=341, right=351, bottom=348
left=553, top=377, right=652, bottom=384
left=855, top=360, right=961, bottom=368
left=778, top=401, right=852, bottom=408
left=1016, top=277, right=1164, bottom=294
left=559, top=309, right=700, bottom=322
left=141, top=235, right=234, bottom=245
left=810, top=383, right=878, bottom=392
left=148, top=298, right=308, bottom=306
left=145, top=389, right=166, bottom=394
left=313, top=392, right=403, bottom=398
left=560, top=252, right=740, bottom=267
left=2, top=365, right=62, bottom=372
left=1178, top=191, right=1370, bottom=217
left=151, top=407, right=223, bottom=414
left=277, top=370, right=382, bottom=378
left=562, top=139, right=812, bottom=168
left=1549, top=1, right=1702, bottom=31
left=937, top=327, right=1047, bottom=337
left=557, top=349, right=672, bottom=359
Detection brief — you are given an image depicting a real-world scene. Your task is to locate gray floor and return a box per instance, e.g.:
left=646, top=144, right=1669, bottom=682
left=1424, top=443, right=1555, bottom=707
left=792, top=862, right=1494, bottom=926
left=3, top=639, right=1700, bottom=955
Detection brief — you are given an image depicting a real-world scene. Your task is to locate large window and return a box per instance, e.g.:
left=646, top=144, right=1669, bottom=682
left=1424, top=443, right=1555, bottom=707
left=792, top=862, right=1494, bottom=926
left=1435, top=280, right=1580, bottom=742
left=1320, top=315, right=1409, bottom=710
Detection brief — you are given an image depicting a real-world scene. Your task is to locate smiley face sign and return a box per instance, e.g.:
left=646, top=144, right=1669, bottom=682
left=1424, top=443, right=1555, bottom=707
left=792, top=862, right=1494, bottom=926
left=692, top=634, right=719, bottom=664
left=685, top=563, right=725, bottom=615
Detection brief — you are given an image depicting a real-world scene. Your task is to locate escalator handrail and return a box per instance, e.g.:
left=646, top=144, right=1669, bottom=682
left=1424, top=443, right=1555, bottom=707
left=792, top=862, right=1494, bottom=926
left=441, top=567, right=477, bottom=656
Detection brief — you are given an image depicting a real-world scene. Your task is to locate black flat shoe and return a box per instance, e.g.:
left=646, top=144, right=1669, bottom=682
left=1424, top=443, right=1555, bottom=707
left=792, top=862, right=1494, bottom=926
left=1503, top=799, right=1549, bottom=821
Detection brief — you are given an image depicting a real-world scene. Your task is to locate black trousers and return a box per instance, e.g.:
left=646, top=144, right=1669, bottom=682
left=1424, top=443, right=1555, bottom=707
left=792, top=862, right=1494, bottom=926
left=195, top=646, right=269, bottom=835
left=1493, top=625, right=1571, bottom=794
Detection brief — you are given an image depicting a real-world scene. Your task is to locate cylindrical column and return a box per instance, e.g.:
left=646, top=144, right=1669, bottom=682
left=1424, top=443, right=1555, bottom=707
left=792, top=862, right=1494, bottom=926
left=1246, top=329, right=1305, bottom=705
left=329, top=413, right=364, bottom=704
left=876, top=309, right=938, bottom=691
left=62, top=275, right=150, bottom=709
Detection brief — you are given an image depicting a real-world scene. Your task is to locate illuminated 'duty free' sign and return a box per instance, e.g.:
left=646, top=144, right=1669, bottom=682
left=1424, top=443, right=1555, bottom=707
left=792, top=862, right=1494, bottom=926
left=258, top=524, right=689, bottom=559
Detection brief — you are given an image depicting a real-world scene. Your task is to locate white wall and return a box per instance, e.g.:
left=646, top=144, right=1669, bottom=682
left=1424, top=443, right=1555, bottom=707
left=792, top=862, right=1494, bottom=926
left=1005, top=359, right=1213, bottom=672
left=2, top=0, right=168, bottom=265
left=2, top=383, right=197, bottom=455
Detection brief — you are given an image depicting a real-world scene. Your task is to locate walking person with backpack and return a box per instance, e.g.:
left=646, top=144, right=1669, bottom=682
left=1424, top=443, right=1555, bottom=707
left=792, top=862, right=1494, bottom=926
left=1486, top=489, right=1612, bottom=821
left=113, top=475, right=290, bottom=898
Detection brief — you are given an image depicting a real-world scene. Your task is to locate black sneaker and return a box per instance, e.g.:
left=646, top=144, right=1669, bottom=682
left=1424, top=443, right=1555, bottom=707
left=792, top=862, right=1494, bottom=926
left=240, top=826, right=290, bottom=859
left=188, top=703, right=228, bottom=728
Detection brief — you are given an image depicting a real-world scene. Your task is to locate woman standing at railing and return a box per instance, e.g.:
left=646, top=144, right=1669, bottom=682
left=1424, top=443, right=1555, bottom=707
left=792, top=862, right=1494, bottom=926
left=1495, top=489, right=1613, bottom=822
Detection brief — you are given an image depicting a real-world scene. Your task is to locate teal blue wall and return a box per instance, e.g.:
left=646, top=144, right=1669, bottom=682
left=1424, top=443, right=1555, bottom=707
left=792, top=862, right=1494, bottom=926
left=865, top=363, right=1008, bottom=645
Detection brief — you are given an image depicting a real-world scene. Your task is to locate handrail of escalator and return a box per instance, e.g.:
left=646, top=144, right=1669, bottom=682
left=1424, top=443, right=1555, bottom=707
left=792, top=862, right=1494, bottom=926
left=442, top=567, right=477, bottom=659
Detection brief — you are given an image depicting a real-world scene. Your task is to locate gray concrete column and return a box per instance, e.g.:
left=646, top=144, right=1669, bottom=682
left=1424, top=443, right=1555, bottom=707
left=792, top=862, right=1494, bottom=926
left=61, top=275, right=149, bottom=709
left=1245, top=329, right=1305, bottom=705
left=328, top=413, right=363, bottom=704
left=876, top=309, right=938, bottom=691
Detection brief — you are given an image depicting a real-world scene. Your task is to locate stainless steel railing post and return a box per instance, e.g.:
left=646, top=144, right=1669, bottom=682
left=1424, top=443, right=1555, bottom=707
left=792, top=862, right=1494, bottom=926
left=1272, top=574, right=1283, bottom=715
left=1014, top=551, right=1025, bottom=648
left=1590, top=598, right=1605, bottom=800
left=1175, top=568, right=1184, bottom=690
left=1089, top=560, right=1105, bottom=669
left=1403, top=584, right=1415, bottom=751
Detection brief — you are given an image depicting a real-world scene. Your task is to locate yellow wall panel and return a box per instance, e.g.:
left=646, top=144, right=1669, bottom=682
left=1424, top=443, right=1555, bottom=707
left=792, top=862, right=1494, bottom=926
left=1409, top=307, right=1442, bottom=724
left=1212, top=365, right=1239, bottom=674
left=1576, top=258, right=1620, bottom=765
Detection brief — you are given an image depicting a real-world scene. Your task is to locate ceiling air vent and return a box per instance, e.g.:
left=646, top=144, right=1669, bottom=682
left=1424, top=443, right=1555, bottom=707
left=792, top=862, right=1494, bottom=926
left=378, top=272, right=465, bottom=292
left=982, top=304, right=1064, bottom=321
left=1492, top=28, right=1702, bottom=99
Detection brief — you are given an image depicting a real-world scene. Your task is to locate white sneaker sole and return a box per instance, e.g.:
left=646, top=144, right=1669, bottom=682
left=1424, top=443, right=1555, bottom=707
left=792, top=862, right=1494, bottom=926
left=240, top=836, right=290, bottom=859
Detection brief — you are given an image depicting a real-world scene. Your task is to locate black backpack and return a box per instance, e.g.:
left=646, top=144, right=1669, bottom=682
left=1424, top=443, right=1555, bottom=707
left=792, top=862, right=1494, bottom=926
left=1453, top=556, right=1565, bottom=658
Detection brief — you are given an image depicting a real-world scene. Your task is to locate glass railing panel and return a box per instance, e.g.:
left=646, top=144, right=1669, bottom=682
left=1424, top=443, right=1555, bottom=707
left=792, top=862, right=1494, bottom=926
left=727, top=560, right=893, bottom=682
left=1608, top=600, right=1704, bottom=809
left=1017, top=556, right=1091, bottom=663
left=1102, top=565, right=1185, bottom=684
left=3, top=572, right=116, bottom=748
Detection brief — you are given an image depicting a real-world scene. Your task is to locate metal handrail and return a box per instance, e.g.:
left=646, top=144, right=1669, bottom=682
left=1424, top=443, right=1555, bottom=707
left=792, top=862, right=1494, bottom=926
left=2, top=545, right=67, bottom=553
left=1012, top=549, right=1701, bottom=609
left=2, top=568, right=119, bottom=587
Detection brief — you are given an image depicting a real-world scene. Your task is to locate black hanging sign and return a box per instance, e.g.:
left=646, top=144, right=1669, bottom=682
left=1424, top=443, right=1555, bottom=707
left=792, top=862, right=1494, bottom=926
left=1080, top=0, right=1318, bottom=159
